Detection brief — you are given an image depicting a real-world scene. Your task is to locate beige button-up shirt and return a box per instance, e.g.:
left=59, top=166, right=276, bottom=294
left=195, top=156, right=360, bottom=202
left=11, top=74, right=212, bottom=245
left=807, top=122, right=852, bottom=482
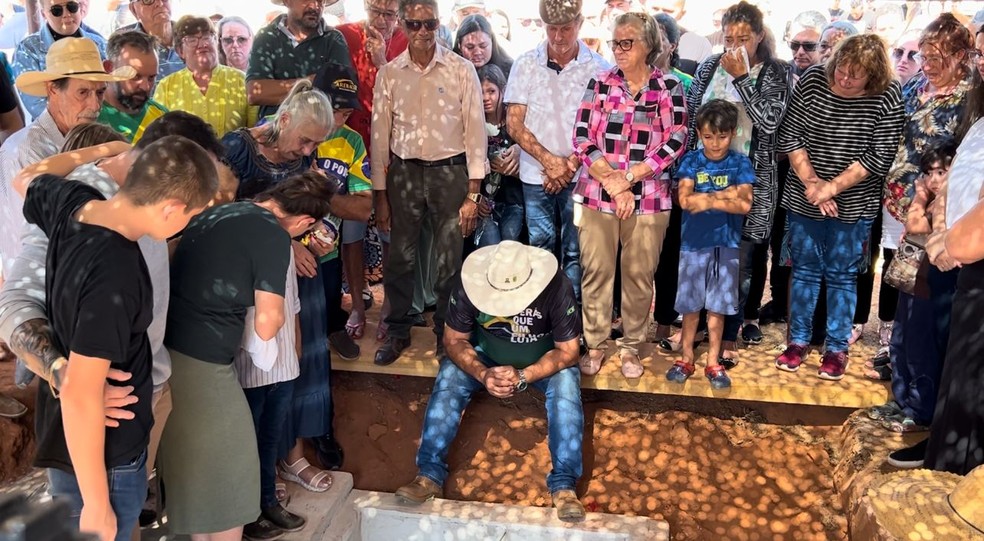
left=370, top=45, right=488, bottom=190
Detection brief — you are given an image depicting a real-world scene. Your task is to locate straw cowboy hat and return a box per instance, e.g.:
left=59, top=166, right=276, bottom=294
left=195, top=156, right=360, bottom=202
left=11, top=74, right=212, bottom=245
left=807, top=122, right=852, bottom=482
left=461, top=241, right=558, bottom=317
left=867, top=466, right=984, bottom=540
left=16, top=38, right=135, bottom=97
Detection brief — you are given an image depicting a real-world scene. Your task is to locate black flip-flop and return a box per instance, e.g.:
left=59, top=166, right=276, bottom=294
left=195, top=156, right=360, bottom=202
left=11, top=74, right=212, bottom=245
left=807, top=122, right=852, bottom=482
left=719, top=355, right=740, bottom=370
left=0, top=393, right=27, bottom=419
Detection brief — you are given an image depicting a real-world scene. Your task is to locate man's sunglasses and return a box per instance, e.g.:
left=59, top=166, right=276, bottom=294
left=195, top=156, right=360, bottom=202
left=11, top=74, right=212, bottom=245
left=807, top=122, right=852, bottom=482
left=893, top=48, right=918, bottom=62
left=788, top=40, right=817, bottom=53
left=403, top=18, right=439, bottom=32
left=49, top=1, right=79, bottom=17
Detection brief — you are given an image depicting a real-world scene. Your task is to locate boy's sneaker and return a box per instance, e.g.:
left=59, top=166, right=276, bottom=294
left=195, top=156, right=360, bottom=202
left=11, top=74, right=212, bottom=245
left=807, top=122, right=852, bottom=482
left=705, top=365, right=731, bottom=389
left=818, top=350, right=849, bottom=380
left=741, top=323, right=763, bottom=345
left=887, top=439, right=928, bottom=469
left=665, top=361, right=695, bottom=383
left=775, top=344, right=807, bottom=372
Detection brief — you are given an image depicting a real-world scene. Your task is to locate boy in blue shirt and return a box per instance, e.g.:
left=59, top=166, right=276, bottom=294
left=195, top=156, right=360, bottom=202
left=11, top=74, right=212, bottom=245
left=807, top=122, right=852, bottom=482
left=666, top=100, right=755, bottom=389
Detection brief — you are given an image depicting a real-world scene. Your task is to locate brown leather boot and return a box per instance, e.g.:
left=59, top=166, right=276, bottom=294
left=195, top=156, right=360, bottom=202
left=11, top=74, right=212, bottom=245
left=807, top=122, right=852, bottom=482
left=552, top=490, right=585, bottom=522
left=395, top=475, right=442, bottom=504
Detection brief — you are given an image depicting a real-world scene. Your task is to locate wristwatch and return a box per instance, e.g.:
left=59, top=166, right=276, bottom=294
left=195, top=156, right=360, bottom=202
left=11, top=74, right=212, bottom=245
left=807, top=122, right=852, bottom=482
left=515, top=369, right=528, bottom=392
left=466, top=192, right=483, bottom=205
left=625, top=171, right=635, bottom=183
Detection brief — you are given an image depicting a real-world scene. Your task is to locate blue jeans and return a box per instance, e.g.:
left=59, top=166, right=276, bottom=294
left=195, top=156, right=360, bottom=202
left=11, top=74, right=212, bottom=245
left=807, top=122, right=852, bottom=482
left=787, top=213, right=872, bottom=353
left=477, top=202, right=524, bottom=247
left=722, top=239, right=757, bottom=341
left=890, top=267, right=959, bottom=425
left=244, top=380, right=296, bottom=509
left=416, top=354, right=583, bottom=494
left=47, top=449, right=148, bottom=541
left=522, top=183, right=581, bottom=301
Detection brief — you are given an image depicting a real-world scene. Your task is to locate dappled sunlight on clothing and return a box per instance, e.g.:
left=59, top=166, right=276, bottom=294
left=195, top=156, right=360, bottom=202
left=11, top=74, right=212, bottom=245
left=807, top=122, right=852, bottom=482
left=153, top=66, right=258, bottom=136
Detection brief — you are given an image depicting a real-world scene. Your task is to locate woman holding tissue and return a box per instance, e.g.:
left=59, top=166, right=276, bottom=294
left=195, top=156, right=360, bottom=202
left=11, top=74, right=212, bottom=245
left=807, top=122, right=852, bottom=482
left=679, top=1, right=793, bottom=368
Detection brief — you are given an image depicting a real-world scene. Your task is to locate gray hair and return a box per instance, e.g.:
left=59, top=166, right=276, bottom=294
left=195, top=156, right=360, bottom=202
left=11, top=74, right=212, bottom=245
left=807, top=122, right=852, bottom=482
left=822, top=20, right=859, bottom=39
left=263, top=79, right=334, bottom=146
left=613, top=12, right=662, bottom=66
left=217, top=16, right=252, bottom=38
left=785, top=10, right=827, bottom=41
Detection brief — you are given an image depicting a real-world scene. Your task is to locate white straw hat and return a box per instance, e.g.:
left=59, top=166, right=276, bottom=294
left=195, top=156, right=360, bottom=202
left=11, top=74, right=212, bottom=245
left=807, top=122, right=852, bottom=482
left=460, top=241, right=558, bottom=317
left=15, top=38, right=135, bottom=97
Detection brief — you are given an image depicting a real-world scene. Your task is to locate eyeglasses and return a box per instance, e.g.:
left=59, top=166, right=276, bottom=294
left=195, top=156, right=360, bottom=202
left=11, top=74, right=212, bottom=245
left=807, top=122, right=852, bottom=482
left=608, top=39, right=635, bottom=52
left=181, top=33, right=217, bottom=48
left=403, top=18, right=439, bottom=31
left=913, top=52, right=944, bottom=69
left=135, top=0, right=167, bottom=5
left=788, top=41, right=817, bottom=53
left=48, top=1, right=79, bottom=17
left=221, top=36, right=249, bottom=46
left=368, top=6, right=398, bottom=21
left=967, top=48, right=984, bottom=61
left=819, top=42, right=833, bottom=54
left=892, top=48, right=917, bottom=62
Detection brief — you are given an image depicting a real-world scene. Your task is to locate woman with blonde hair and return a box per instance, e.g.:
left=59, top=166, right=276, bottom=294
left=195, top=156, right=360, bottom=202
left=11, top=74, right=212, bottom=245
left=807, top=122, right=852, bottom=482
left=774, top=34, right=905, bottom=381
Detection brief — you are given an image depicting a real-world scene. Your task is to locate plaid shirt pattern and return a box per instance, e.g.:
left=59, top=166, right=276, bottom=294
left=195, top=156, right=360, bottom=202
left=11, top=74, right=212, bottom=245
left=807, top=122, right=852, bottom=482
left=572, top=67, right=687, bottom=215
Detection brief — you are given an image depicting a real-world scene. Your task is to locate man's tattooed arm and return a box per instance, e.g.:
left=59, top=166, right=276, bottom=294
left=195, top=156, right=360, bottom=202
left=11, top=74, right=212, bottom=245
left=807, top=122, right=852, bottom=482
left=8, top=318, right=68, bottom=390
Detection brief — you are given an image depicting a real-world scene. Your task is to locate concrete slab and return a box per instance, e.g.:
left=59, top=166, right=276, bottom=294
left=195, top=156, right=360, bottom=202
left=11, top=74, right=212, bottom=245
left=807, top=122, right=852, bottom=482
left=138, top=471, right=355, bottom=541
left=351, top=491, right=670, bottom=541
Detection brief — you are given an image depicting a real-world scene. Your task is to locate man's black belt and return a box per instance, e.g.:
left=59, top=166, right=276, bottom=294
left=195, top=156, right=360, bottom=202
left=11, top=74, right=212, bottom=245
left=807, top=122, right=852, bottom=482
left=394, top=153, right=466, bottom=168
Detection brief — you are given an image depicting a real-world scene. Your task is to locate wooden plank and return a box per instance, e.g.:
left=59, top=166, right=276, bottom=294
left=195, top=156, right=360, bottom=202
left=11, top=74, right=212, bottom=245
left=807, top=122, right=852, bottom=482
left=335, top=313, right=890, bottom=409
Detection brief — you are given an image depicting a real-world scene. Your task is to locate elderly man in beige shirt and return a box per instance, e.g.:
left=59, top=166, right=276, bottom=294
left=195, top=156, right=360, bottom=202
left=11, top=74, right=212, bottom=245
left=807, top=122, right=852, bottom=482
left=371, top=0, right=487, bottom=367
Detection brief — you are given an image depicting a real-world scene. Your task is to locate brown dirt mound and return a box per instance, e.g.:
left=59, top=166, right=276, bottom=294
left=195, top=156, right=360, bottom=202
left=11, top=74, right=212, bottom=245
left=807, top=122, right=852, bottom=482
left=0, top=360, right=36, bottom=484
left=334, top=371, right=851, bottom=541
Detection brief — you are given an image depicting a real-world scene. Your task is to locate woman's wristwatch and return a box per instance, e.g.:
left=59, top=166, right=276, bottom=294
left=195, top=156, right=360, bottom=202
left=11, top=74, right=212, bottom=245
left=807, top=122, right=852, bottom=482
left=625, top=171, right=635, bottom=183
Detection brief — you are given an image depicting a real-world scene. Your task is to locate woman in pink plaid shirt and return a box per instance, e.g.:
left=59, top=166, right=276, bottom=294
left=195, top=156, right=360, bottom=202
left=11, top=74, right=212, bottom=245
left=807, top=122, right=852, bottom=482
left=572, top=11, right=688, bottom=379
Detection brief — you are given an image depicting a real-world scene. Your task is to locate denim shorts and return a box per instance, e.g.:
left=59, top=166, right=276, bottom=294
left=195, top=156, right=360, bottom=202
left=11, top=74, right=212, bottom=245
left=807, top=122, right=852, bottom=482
left=675, top=247, right=740, bottom=316
left=341, top=219, right=368, bottom=244
left=47, top=449, right=148, bottom=541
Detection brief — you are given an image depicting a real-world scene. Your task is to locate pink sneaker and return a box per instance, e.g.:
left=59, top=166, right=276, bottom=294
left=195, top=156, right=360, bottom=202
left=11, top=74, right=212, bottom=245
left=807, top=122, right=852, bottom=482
left=818, top=351, right=849, bottom=381
left=775, top=344, right=807, bottom=372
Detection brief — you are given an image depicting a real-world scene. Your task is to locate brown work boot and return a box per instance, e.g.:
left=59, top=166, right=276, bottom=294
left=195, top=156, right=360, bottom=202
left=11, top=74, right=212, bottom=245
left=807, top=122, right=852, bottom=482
left=395, top=475, right=442, bottom=504
left=552, top=489, right=585, bottom=522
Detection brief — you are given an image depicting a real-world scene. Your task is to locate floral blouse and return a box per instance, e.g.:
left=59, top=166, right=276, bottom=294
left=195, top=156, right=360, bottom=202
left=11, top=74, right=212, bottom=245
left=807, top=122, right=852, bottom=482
left=883, top=74, right=970, bottom=223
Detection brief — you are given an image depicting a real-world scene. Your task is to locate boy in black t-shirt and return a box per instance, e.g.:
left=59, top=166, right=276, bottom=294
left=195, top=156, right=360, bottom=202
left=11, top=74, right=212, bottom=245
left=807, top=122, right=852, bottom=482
left=13, top=135, right=218, bottom=541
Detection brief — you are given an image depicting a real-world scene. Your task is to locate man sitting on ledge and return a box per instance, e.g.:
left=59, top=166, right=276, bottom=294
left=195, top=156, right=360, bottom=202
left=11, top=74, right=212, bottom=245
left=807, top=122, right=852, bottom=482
left=395, top=240, right=586, bottom=522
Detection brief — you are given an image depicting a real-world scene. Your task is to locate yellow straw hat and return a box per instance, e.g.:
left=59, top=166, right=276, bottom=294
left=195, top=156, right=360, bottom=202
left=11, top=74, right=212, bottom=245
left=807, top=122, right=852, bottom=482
left=15, top=38, right=135, bottom=97
left=867, top=467, right=984, bottom=540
